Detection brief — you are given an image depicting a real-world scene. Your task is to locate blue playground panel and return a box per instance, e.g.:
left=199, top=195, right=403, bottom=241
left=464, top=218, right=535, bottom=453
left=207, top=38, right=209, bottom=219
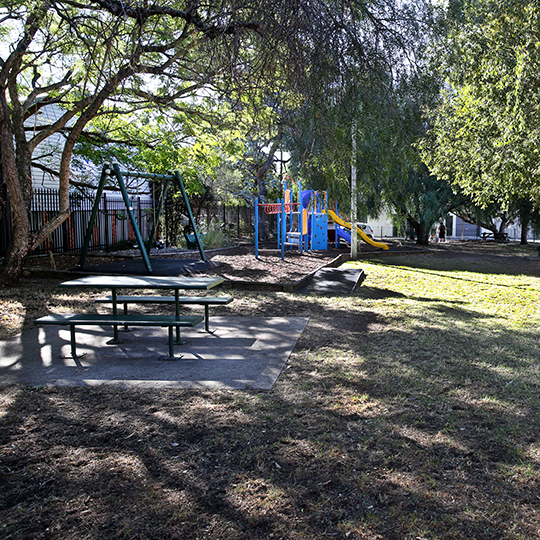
left=311, top=214, right=328, bottom=251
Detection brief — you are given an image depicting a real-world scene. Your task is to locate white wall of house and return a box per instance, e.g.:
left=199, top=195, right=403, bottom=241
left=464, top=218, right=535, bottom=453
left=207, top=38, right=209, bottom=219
left=26, top=104, right=67, bottom=190
left=449, top=214, right=537, bottom=241
left=27, top=104, right=152, bottom=203
left=366, top=209, right=397, bottom=239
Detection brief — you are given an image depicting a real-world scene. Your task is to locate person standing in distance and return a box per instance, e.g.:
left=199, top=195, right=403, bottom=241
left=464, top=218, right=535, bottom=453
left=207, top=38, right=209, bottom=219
left=438, top=223, right=446, bottom=243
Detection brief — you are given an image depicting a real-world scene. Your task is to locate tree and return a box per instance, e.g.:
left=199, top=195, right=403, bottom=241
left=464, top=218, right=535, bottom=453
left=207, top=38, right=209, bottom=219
left=455, top=196, right=538, bottom=244
left=419, top=0, right=540, bottom=211
left=454, top=200, right=514, bottom=241
left=284, top=0, right=455, bottom=246
left=0, top=0, right=330, bottom=283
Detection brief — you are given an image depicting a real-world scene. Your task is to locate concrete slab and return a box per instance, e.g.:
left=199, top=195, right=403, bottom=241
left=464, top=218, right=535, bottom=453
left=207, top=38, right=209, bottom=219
left=298, top=267, right=366, bottom=295
left=0, top=317, right=309, bottom=390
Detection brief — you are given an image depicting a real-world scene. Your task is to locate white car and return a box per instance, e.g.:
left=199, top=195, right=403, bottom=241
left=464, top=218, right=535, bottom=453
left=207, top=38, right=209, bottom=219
left=358, top=223, right=374, bottom=238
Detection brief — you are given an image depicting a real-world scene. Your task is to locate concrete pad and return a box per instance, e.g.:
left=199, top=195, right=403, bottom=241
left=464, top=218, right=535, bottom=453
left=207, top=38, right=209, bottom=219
left=0, top=317, right=309, bottom=390
left=298, top=267, right=365, bottom=295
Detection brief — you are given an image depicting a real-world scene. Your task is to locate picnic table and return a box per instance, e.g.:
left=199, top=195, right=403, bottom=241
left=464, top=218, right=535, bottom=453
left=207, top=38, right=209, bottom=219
left=34, top=275, right=228, bottom=360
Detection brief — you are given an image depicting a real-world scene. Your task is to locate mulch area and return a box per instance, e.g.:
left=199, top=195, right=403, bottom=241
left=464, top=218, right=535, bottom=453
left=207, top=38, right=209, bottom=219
left=25, top=241, right=398, bottom=283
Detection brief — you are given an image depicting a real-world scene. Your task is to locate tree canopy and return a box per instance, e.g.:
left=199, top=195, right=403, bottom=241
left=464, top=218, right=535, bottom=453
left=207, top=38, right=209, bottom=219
left=285, top=0, right=451, bottom=244
left=0, top=1, right=337, bottom=281
left=419, top=0, right=540, bottom=211
left=2, top=0, right=445, bottom=281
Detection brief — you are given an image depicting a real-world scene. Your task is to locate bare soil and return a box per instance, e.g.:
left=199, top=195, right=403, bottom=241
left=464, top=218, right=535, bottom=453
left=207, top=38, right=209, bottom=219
left=1, top=240, right=540, bottom=540
left=23, top=241, right=382, bottom=283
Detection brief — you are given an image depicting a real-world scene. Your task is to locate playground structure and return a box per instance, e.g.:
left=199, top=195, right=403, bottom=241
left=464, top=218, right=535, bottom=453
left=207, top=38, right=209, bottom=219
left=254, top=179, right=389, bottom=259
left=78, top=164, right=206, bottom=272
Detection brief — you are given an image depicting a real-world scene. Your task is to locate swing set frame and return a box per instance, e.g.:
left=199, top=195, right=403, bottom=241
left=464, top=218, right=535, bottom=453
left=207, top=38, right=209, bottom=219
left=77, top=163, right=206, bottom=272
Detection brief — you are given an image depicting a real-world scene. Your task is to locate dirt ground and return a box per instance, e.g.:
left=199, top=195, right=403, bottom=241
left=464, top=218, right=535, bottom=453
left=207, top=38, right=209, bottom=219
left=23, top=241, right=384, bottom=283
left=1, top=240, right=540, bottom=539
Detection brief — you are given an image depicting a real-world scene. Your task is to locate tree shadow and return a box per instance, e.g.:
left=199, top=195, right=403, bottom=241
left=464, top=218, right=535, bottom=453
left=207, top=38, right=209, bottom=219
left=2, top=289, right=540, bottom=539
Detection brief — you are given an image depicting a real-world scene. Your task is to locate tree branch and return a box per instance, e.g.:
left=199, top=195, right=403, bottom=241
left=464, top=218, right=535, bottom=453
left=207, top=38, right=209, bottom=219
left=23, top=71, right=74, bottom=116
left=84, top=0, right=261, bottom=38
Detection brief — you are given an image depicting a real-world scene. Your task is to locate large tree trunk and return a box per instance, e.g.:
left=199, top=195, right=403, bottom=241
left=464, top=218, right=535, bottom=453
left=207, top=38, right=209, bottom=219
left=520, top=219, right=529, bottom=245
left=1, top=38, right=135, bottom=283
left=407, top=217, right=431, bottom=245
left=518, top=202, right=531, bottom=245
left=415, top=223, right=431, bottom=245
left=0, top=96, right=71, bottom=284
left=255, top=134, right=281, bottom=200
left=0, top=94, right=32, bottom=284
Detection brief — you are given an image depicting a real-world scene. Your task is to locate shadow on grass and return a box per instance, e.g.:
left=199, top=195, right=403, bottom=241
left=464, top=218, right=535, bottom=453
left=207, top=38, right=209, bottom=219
left=365, top=260, right=540, bottom=290
left=1, top=286, right=540, bottom=539
left=366, top=242, right=540, bottom=279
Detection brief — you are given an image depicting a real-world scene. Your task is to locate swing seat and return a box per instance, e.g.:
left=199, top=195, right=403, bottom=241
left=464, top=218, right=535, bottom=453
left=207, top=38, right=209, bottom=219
left=185, top=233, right=197, bottom=250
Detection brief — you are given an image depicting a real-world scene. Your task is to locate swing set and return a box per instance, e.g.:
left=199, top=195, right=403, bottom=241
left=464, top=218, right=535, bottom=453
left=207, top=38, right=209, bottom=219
left=77, top=163, right=206, bottom=272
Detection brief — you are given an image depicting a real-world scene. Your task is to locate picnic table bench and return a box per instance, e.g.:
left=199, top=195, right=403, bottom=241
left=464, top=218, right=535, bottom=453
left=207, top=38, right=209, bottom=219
left=94, top=295, right=233, bottom=333
left=34, top=313, right=203, bottom=360
left=481, top=232, right=509, bottom=242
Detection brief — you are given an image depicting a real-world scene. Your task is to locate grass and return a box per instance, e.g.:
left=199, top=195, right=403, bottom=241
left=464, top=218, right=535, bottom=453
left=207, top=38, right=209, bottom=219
left=1, top=243, right=540, bottom=539
left=347, top=252, right=540, bottom=394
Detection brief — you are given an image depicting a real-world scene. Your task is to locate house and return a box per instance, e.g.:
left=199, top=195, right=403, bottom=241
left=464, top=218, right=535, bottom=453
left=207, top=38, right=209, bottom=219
left=27, top=103, right=68, bottom=190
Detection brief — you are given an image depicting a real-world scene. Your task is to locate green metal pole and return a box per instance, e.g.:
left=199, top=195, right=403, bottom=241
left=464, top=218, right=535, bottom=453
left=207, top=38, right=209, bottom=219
left=119, top=171, right=174, bottom=181
left=112, top=163, right=153, bottom=273
left=173, top=171, right=206, bottom=262
left=78, top=164, right=110, bottom=268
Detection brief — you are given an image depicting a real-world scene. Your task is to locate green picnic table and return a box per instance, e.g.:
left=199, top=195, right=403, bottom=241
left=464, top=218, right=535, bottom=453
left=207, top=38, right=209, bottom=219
left=34, top=275, right=228, bottom=360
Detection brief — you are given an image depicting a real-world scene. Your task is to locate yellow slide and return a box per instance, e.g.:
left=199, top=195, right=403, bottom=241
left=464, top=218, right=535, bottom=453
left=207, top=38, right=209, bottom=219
left=327, top=209, right=389, bottom=250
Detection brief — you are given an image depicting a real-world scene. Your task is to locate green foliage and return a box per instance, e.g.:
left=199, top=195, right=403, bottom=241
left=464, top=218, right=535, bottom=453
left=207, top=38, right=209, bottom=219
left=283, top=1, right=452, bottom=243
left=74, top=105, right=250, bottom=200
left=419, top=0, right=540, bottom=209
left=200, top=227, right=233, bottom=250
left=383, top=165, right=465, bottom=243
left=454, top=198, right=517, bottom=236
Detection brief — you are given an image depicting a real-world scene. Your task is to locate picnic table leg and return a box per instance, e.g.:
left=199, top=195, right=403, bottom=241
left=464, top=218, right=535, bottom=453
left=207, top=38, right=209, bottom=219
left=61, top=325, right=87, bottom=359
left=120, top=303, right=133, bottom=332
left=201, top=304, right=216, bottom=334
left=107, top=288, right=126, bottom=345
left=160, top=326, right=184, bottom=361
left=174, top=290, right=188, bottom=344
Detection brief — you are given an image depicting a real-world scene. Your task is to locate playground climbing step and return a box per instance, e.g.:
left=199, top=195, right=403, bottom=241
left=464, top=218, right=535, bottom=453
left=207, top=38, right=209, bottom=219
left=297, top=267, right=366, bottom=295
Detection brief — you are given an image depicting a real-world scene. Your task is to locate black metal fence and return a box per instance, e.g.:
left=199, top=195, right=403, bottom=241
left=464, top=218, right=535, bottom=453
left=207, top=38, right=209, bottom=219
left=161, top=199, right=255, bottom=246
left=0, top=187, right=256, bottom=257
left=200, top=203, right=255, bottom=236
left=0, top=187, right=155, bottom=257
